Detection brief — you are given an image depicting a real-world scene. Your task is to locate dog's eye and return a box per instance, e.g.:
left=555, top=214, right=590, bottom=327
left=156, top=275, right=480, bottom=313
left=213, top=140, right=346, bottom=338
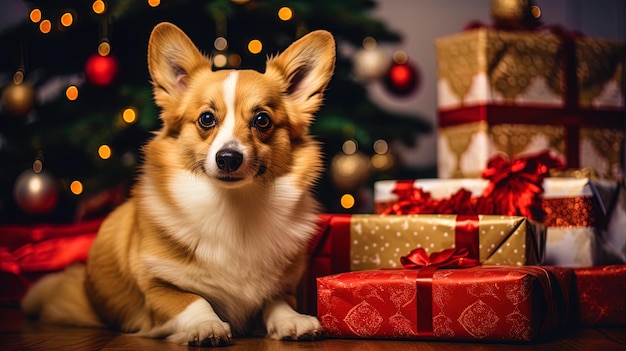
left=198, top=111, right=217, bottom=130
left=253, top=112, right=272, bottom=131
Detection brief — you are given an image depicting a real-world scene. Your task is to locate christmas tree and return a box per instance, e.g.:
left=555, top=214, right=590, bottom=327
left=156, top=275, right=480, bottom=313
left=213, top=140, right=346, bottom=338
left=0, top=0, right=431, bottom=223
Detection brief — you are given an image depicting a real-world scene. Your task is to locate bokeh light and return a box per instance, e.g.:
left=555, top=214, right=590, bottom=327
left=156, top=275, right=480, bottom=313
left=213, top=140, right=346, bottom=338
left=278, top=7, right=293, bottom=21
left=39, top=19, right=51, bottom=34
left=70, top=180, right=83, bottom=195
left=13, top=70, right=24, bottom=85
left=214, top=37, right=228, bottom=51
left=98, top=41, right=111, bottom=56
left=340, top=194, right=355, bottom=209
left=213, top=54, right=227, bottom=68
left=373, top=139, right=388, bottom=154
left=98, top=145, right=111, bottom=159
left=60, top=12, right=73, bottom=27
left=531, top=5, right=541, bottom=18
left=363, top=37, right=377, bottom=50
left=66, top=86, right=79, bottom=101
left=32, top=159, right=43, bottom=173
left=92, top=0, right=106, bottom=14
left=342, top=140, right=358, bottom=155
left=228, top=53, right=242, bottom=67
left=392, top=50, right=408, bottom=65
left=29, top=9, right=42, bottom=23
left=248, top=39, right=262, bottom=54
left=371, top=153, right=393, bottom=171
left=122, top=108, right=136, bottom=124
left=148, top=0, right=160, bottom=7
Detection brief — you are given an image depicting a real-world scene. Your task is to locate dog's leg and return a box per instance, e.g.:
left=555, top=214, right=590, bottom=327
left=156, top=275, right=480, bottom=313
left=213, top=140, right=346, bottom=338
left=263, top=297, right=322, bottom=341
left=138, top=283, right=232, bottom=346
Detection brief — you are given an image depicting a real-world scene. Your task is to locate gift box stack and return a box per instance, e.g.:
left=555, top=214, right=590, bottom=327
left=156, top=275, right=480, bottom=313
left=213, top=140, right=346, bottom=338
left=435, top=26, right=625, bottom=180
left=310, top=13, right=626, bottom=344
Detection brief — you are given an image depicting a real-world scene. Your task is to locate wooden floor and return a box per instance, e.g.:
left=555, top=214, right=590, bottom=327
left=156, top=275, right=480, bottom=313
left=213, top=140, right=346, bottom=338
left=2, top=307, right=626, bottom=351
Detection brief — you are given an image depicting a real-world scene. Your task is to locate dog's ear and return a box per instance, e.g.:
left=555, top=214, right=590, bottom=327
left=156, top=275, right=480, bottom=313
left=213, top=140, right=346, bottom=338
left=147, top=22, right=209, bottom=110
left=265, top=30, right=335, bottom=137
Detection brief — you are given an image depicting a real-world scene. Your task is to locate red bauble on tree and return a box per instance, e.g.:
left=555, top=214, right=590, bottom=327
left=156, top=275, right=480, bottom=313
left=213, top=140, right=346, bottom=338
left=84, top=53, right=119, bottom=86
left=383, top=58, right=420, bottom=98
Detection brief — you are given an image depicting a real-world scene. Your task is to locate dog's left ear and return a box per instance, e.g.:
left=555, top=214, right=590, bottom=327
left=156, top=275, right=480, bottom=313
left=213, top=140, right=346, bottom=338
left=266, top=30, right=335, bottom=136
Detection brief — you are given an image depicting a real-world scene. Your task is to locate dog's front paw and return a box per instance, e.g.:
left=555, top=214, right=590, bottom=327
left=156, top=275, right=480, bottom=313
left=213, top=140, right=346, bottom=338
left=167, top=319, right=232, bottom=347
left=266, top=313, right=322, bottom=341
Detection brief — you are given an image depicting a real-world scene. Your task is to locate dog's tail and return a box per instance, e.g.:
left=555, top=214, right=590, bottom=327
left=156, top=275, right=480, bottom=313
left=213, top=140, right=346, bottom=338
left=21, top=264, right=103, bottom=327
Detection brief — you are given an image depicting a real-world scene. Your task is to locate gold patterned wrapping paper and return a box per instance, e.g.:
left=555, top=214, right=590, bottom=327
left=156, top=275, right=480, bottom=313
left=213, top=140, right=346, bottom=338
left=436, top=28, right=626, bottom=109
left=374, top=177, right=621, bottom=266
left=436, top=28, right=625, bottom=180
left=438, top=121, right=571, bottom=179
left=348, top=214, right=544, bottom=270
left=437, top=121, right=624, bottom=180
left=576, top=38, right=626, bottom=108
left=436, top=28, right=564, bottom=108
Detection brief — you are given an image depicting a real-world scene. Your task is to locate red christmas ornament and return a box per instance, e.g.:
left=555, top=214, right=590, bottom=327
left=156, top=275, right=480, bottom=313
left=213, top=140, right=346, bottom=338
left=383, top=60, right=420, bottom=97
left=84, top=54, right=118, bottom=86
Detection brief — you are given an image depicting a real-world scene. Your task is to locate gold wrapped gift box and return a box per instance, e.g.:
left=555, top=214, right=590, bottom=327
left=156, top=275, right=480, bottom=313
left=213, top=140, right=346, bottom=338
left=435, top=28, right=625, bottom=180
left=437, top=119, right=624, bottom=179
left=348, top=214, right=544, bottom=270
left=436, top=27, right=625, bottom=109
left=374, top=177, right=621, bottom=267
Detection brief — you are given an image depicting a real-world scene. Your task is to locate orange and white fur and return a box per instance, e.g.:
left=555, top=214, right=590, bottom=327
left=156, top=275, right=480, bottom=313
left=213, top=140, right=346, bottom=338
left=22, top=22, right=335, bottom=346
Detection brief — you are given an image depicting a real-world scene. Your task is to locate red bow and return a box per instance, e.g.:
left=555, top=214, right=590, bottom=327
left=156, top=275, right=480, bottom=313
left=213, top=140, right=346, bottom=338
left=383, top=152, right=564, bottom=221
left=481, top=151, right=563, bottom=221
left=400, top=247, right=479, bottom=270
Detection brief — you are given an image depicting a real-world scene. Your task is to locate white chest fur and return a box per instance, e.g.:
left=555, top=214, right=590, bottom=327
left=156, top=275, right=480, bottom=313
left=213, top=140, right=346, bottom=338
left=137, top=170, right=317, bottom=323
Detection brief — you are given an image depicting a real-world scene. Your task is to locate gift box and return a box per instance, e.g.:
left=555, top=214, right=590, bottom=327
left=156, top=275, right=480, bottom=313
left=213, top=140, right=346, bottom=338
left=309, top=214, right=545, bottom=272
left=435, top=28, right=626, bottom=180
left=317, top=265, right=571, bottom=342
left=606, top=181, right=626, bottom=263
left=573, top=265, right=626, bottom=326
left=437, top=118, right=625, bottom=180
left=0, top=218, right=101, bottom=305
left=436, top=27, right=626, bottom=109
left=303, top=213, right=545, bottom=315
left=374, top=172, right=620, bottom=267
left=437, top=28, right=565, bottom=108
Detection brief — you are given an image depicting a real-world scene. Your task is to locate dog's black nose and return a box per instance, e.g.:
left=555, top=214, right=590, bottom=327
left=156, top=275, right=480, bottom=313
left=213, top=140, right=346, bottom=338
left=216, top=149, right=243, bottom=172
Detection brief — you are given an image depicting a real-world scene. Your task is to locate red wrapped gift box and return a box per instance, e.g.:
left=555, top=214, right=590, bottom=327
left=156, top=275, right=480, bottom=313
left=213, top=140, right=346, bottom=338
left=574, top=265, right=626, bottom=325
left=0, top=218, right=102, bottom=305
left=317, top=266, right=571, bottom=342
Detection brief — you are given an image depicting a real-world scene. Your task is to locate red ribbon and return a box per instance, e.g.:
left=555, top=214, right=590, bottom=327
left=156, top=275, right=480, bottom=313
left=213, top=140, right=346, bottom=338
left=481, top=151, right=564, bottom=222
left=400, top=247, right=479, bottom=270
left=383, top=151, right=564, bottom=222
left=401, top=247, right=479, bottom=336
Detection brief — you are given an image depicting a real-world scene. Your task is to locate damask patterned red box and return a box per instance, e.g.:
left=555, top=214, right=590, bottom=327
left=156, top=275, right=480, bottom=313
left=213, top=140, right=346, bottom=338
left=317, top=266, right=571, bottom=342
left=574, top=265, right=626, bottom=325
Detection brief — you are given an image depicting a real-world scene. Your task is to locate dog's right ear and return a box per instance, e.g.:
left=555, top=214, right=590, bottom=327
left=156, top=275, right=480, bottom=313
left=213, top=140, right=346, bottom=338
left=147, top=22, right=209, bottom=109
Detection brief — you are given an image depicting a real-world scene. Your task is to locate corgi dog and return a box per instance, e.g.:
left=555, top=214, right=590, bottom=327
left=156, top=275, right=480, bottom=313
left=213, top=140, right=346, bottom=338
left=22, top=22, right=335, bottom=346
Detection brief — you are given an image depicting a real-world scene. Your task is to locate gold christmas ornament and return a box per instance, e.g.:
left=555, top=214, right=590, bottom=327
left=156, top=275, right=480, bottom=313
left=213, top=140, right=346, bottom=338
left=330, top=152, right=371, bottom=191
left=371, top=153, right=394, bottom=171
left=491, top=0, right=540, bottom=29
left=353, top=38, right=391, bottom=82
left=1, top=76, right=35, bottom=115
